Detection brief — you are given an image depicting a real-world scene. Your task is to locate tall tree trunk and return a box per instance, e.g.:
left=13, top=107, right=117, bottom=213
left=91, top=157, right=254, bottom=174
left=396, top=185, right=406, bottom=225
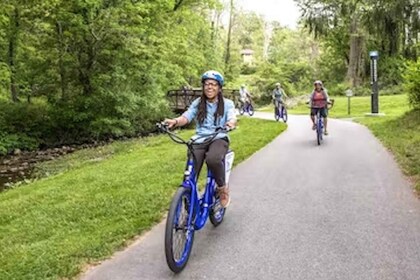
left=8, top=7, right=19, bottom=102
left=211, top=11, right=216, bottom=43
left=78, top=11, right=96, bottom=96
left=346, top=14, right=364, bottom=88
left=224, top=0, right=234, bottom=68
left=56, top=21, right=67, bottom=100
left=210, top=10, right=221, bottom=44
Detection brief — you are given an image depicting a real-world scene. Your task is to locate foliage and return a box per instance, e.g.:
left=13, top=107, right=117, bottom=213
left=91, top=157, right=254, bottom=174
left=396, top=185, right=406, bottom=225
left=0, top=0, right=229, bottom=153
left=295, top=0, right=420, bottom=88
left=403, top=59, right=420, bottom=109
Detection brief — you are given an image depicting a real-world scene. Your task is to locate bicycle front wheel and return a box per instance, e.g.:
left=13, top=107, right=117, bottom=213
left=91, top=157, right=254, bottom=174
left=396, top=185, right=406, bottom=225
left=165, top=187, right=195, bottom=273
left=248, top=104, right=254, bottom=116
left=282, top=107, right=288, bottom=123
left=316, top=119, right=322, bottom=145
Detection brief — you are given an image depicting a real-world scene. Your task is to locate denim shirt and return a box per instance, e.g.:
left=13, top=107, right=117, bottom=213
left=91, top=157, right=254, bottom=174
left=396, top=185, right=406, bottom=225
left=182, top=97, right=236, bottom=143
left=272, top=88, right=284, bottom=100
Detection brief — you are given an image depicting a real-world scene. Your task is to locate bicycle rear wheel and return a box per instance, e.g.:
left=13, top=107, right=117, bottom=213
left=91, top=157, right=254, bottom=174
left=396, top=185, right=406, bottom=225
left=165, top=187, right=195, bottom=273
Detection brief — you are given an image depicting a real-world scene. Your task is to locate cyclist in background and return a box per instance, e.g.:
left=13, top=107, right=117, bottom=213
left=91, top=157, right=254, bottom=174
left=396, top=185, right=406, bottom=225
left=309, top=80, right=330, bottom=135
left=272, top=82, right=288, bottom=111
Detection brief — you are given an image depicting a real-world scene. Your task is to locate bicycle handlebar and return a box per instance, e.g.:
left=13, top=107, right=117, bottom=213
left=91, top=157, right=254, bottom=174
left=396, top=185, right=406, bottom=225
left=305, top=98, right=335, bottom=109
left=156, top=122, right=234, bottom=147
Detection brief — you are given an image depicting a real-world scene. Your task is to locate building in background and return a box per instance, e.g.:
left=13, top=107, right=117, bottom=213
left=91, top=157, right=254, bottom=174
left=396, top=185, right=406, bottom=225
left=241, top=49, right=255, bottom=64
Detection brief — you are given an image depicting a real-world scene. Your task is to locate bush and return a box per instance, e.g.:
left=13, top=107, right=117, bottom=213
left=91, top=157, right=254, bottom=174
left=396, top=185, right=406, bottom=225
left=241, top=64, right=257, bottom=75
left=380, top=84, right=404, bottom=95
left=0, top=100, right=51, bottom=140
left=326, top=83, right=350, bottom=96
left=0, top=133, right=39, bottom=156
left=352, top=86, right=372, bottom=96
left=403, top=59, right=420, bottom=109
left=0, top=89, right=171, bottom=154
left=378, top=56, right=406, bottom=87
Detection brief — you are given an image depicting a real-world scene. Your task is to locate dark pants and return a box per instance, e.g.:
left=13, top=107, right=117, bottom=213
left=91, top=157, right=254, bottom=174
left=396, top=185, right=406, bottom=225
left=193, top=139, right=229, bottom=187
left=311, top=107, right=328, bottom=117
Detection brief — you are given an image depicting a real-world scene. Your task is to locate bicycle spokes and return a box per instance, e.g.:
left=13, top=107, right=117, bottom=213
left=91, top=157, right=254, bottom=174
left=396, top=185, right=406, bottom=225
left=172, top=196, right=190, bottom=262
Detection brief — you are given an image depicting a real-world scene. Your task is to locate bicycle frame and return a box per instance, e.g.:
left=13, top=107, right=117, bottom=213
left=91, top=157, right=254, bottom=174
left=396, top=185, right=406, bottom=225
left=275, top=102, right=284, bottom=118
left=242, top=102, right=251, bottom=112
left=181, top=151, right=218, bottom=230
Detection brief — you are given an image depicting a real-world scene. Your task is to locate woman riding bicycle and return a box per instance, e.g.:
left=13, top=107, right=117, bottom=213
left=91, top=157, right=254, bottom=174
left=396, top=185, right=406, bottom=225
left=272, top=82, right=288, bottom=110
left=165, top=70, right=236, bottom=208
left=239, top=84, right=252, bottom=108
left=309, top=80, right=330, bottom=135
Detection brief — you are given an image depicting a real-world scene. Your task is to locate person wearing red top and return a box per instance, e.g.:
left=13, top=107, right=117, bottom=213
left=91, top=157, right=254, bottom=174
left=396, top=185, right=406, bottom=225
left=309, top=80, right=331, bottom=135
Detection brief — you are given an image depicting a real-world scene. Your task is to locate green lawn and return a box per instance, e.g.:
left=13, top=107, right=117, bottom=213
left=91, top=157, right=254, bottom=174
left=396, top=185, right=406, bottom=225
left=358, top=110, right=420, bottom=192
left=260, top=94, right=409, bottom=118
left=0, top=118, right=286, bottom=280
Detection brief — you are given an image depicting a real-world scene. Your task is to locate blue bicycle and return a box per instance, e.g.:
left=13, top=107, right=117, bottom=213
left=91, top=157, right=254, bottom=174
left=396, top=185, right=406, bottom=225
left=157, top=123, right=235, bottom=273
left=311, top=100, right=334, bottom=145
left=274, top=100, right=288, bottom=123
left=239, top=101, right=254, bottom=116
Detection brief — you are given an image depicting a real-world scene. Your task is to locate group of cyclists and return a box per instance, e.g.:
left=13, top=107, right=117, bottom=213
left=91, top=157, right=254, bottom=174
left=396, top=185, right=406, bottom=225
left=164, top=70, right=331, bottom=208
left=238, top=80, right=330, bottom=135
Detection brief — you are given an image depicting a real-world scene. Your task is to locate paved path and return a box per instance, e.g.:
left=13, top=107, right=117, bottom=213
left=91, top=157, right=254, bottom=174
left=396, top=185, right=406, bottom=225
left=82, top=113, right=420, bottom=280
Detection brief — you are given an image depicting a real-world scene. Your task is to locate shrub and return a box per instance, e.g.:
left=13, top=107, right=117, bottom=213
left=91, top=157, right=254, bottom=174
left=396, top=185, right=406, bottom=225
left=403, top=59, right=420, bottom=109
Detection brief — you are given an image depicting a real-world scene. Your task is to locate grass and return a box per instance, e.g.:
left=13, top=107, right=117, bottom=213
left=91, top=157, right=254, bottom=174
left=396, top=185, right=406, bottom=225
left=358, top=109, right=420, bottom=192
left=260, top=94, right=409, bottom=118
left=0, top=117, right=286, bottom=280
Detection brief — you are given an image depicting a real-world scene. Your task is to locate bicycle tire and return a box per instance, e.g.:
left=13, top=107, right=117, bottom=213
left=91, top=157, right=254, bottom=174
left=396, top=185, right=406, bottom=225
left=282, top=107, right=288, bottom=123
left=316, top=118, right=322, bottom=145
left=248, top=104, right=254, bottom=116
left=165, top=187, right=195, bottom=273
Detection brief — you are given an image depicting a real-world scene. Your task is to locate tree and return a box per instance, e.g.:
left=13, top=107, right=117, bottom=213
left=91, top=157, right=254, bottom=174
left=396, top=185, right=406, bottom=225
left=295, top=0, right=420, bottom=87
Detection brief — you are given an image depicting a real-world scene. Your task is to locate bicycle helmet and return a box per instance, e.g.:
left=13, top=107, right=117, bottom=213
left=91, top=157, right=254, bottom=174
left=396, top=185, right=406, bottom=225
left=201, top=70, right=224, bottom=87
left=314, top=80, right=323, bottom=86
left=241, top=84, right=246, bottom=88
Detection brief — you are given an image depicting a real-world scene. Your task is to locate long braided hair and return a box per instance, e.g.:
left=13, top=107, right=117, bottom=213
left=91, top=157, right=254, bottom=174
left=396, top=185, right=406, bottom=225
left=197, top=87, right=225, bottom=126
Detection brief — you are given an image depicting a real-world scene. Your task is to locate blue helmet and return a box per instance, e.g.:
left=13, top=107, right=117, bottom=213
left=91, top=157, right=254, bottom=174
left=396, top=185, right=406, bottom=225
left=201, top=70, right=224, bottom=86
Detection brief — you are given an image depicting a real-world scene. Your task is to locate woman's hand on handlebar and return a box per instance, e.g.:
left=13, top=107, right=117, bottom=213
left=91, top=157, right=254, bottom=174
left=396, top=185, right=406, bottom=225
left=164, top=118, right=177, bottom=129
left=225, top=120, right=236, bottom=131
left=164, top=116, right=188, bottom=129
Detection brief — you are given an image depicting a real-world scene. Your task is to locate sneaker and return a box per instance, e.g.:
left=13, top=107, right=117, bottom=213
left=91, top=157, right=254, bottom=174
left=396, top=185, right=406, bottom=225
left=312, top=124, right=316, bottom=130
left=217, top=186, right=230, bottom=208
left=324, top=130, right=329, bottom=135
